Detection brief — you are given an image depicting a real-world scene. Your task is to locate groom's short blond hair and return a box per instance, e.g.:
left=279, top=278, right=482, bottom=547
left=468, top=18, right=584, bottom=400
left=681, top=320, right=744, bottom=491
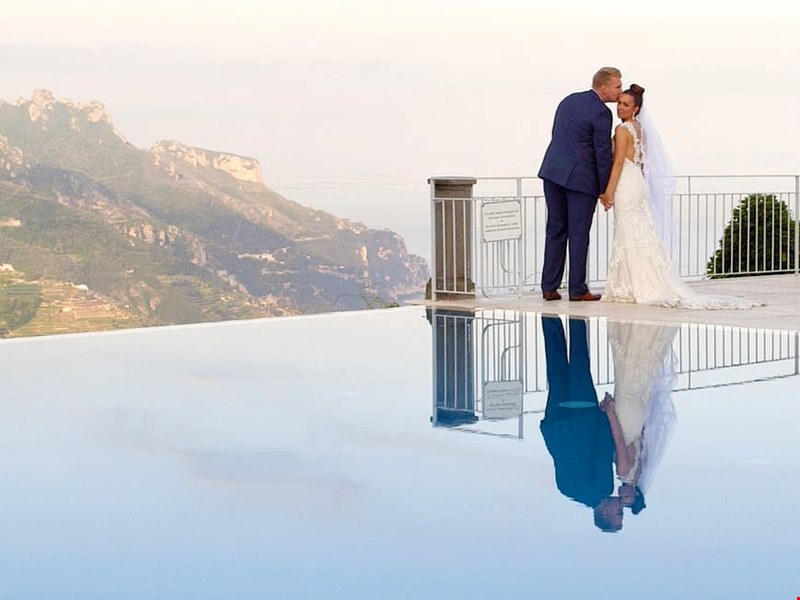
left=592, top=67, right=622, bottom=89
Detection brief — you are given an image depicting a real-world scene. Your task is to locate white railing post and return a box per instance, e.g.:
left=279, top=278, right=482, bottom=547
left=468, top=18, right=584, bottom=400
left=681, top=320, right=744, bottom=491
left=517, top=178, right=524, bottom=298
left=428, top=179, right=437, bottom=298
left=795, top=175, right=799, bottom=276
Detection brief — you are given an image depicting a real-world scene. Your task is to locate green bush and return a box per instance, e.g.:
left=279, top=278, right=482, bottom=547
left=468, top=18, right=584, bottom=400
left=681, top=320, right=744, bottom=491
left=0, top=283, right=41, bottom=330
left=707, top=193, right=797, bottom=277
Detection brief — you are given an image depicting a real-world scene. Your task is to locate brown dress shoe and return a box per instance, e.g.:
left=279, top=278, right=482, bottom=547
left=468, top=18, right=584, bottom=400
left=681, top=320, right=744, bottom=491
left=569, top=292, right=602, bottom=301
left=542, top=290, right=562, bottom=301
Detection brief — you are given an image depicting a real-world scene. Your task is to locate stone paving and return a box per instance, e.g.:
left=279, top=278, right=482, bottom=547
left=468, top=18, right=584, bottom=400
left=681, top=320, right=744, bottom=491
left=421, top=273, right=800, bottom=331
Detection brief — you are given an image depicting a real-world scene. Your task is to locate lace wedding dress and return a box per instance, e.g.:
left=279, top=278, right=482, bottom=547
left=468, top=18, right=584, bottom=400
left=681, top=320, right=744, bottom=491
left=603, top=121, right=761, bottom=309
left=609, top=321, right=678, bottom=492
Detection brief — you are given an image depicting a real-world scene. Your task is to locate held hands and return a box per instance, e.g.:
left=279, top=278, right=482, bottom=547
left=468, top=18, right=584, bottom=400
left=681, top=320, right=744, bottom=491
left=600, top=392, right=615, bottom=413
left=599, top=193, right=614, bottom=211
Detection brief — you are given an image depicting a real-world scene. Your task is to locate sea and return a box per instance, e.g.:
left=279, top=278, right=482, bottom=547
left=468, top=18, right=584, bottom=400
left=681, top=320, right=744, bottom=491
left=271, top=178, right=433, bottom=264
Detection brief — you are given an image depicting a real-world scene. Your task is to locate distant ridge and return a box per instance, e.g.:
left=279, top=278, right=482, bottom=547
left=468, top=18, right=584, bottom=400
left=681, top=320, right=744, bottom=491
left=0, top=89, right=428, bottom=336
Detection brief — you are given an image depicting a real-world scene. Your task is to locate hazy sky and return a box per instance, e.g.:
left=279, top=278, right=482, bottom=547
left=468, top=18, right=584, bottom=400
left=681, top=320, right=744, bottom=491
left=1, top=0, right=799, bottom=184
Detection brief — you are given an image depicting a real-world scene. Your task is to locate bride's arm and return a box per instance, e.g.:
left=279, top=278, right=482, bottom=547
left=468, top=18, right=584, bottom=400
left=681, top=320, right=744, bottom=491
left=601, top=393, right=632, bottom=478
left=601, top=125, right=630, bottom=209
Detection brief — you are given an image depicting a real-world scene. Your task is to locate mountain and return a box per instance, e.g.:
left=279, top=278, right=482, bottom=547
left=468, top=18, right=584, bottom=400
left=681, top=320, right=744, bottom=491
left=0, top=90, right=428, bottom=335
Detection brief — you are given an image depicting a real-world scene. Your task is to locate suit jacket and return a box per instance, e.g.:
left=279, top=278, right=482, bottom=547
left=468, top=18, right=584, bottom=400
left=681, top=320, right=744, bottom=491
left=540, top=410, right=614, bottom=508
left=538, top=90, right=613, bottom=197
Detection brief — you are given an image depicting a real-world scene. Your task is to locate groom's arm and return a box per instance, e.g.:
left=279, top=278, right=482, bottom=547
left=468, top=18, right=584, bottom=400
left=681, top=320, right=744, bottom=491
left=592, top=108, right=614, bottom=194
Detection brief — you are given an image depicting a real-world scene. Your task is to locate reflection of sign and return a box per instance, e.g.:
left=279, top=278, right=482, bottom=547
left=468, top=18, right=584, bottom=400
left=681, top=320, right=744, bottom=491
left=483, top=380, right=523, bottom=419
left=482, top=201, right=522, bottom=242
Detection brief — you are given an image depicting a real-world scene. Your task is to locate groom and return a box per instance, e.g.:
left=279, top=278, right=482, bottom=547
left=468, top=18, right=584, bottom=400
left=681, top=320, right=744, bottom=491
left=539, top=316, right=615, bottom=513
left=538, top=67, right=622, bottom=301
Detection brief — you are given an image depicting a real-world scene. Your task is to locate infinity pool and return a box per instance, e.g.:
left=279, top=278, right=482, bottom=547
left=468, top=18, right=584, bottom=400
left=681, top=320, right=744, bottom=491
left=0, top=307, right=797, bottom=599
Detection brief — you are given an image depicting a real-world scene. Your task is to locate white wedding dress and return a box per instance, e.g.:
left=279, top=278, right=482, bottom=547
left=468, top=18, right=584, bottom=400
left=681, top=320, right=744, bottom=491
left=609, top=321, right=678, bottom=492
left=603, top=121, right=761, bottom=309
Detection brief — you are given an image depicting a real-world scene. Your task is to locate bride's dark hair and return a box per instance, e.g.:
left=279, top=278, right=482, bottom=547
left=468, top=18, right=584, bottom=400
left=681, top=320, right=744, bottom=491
left=625, top=83, right=645, bottom=112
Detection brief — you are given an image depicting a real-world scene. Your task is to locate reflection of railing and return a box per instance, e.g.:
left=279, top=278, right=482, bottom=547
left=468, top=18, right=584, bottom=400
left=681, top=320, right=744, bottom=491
left=429, top=175, right=800, bottom=299
left=673, top=324, right=799, bottom=390
left=429, top=308, right=524, bottom=438
left=429, top=308, right=476, bottom=427
left=540, top=316, right=799, bottom=393
left=429, top=309, right=799, bottom=437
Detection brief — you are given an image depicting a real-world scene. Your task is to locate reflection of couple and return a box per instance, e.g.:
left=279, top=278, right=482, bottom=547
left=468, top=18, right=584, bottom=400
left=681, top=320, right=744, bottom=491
left=539, top=67, right=759, bottom=309
left=539, top=316, right=677, bottom=532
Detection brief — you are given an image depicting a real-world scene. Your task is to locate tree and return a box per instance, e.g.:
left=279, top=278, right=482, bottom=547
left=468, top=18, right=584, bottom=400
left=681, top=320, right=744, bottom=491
left=707, top=193, right=797, bottom=278
left=0, top=284, right=41, bottom=331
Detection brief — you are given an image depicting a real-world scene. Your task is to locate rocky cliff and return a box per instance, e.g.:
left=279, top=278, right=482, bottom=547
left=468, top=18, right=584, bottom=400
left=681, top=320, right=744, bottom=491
left=0, top=89, right=428, bottom=334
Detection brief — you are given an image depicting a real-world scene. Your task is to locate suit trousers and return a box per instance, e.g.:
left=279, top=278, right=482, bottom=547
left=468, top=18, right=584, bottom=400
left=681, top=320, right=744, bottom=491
left=541, top=316, right=597, bottom=416
left=539, top=316, right=611, bottom=508
left=541, top=180, right=597, bottom=298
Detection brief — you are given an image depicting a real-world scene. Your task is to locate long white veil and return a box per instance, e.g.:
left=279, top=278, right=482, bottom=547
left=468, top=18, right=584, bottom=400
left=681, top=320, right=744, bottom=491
left=640, top=106, right=677, bottom=253
left=638, top=338, right=678, bottom=495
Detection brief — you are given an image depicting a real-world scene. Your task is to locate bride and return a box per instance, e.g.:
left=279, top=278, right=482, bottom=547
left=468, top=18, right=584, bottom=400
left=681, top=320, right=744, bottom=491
left=600, top=85, right=761, bottom=309
left=601, top=320, right=680, bottom=515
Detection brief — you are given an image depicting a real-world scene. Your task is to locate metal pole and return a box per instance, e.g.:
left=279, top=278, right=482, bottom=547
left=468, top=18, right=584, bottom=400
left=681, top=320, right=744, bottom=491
left=429, top=179, right=437, bottom=299
left=517, top=178, right=524, bottom=298
left=683, top=176, right=691, bottom=276
left=795, top=175, right=799, bottom=276
left=471, top=196, right=477, bottom=296
left=462, top=198, right=468, bottom=293
left=450, top=199, right=456, bottom=292
left=533, top=186, right=539, bottom=292
left=518, top=312, right=525, bottom=439
left=431, top=310, right=438, bottom=427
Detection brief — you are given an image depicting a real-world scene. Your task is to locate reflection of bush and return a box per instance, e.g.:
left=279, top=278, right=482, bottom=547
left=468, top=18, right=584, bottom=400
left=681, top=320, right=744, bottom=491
left=0, top=283, right=41, bottom=330
left=707, top=194, right=797, bottom=278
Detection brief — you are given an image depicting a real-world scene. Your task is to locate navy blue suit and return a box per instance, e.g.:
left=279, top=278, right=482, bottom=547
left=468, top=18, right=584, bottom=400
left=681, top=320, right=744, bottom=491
left=538, top=90, right=613, bottom=297
left=539, top=316, right=613, bottom=508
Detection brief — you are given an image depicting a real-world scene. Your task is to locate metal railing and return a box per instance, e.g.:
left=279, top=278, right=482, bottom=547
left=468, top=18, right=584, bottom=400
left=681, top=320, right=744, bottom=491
left=429, top=309, right=799, bottom=438
left=430, top=175, right=800, bottom=298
